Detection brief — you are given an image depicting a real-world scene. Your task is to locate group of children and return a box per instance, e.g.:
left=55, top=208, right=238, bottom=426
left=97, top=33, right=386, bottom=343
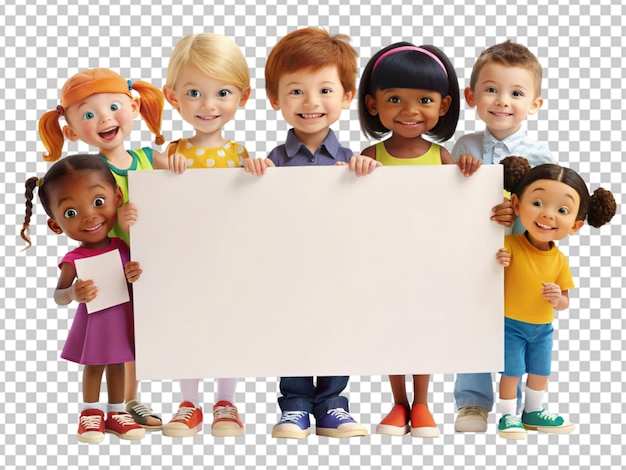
left=21, top=28, right=615, bottom=443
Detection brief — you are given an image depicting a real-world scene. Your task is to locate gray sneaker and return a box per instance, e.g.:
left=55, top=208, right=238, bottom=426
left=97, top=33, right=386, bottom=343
left=454, top=406, right=488, bottom=432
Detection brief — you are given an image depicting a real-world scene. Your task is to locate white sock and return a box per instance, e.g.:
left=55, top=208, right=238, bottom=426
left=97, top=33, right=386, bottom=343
left=81, top=402, right=104, bottom=412
left=524, top=386, right=545, bottom=414
left=216, top=378, right=237, bottom=404
left=498, top=398, right=517, bottom=416
left=107, top=402, right=125, bottom=413
left=180, top=378, right=200, bottom=407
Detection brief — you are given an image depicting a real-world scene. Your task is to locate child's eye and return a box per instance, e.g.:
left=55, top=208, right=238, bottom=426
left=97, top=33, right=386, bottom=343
left=217, top=89, right=231, bottom=98
left=187, top=89, right=201, bottom=98
left=532, top=200, right=543, bottom=207
left=486, top=87, right=497, bottom=93
left=83, top=111, right=95, bottom=120
left=320, top=88, right=332, bottom=94
left=289, top=89, right=303, bottom=96
left=64, top=208, right=78, bottom=219
left=93, top=196, right=106, bottom=207
left=512, top=90, right=524, bottom=97
left=419, top=97, right=434, bottom=104
left=110, top=101, right=122, bottom=111
left=388, top=96, right=401, bottom=104
left=558, top=207, right=570, bottom=215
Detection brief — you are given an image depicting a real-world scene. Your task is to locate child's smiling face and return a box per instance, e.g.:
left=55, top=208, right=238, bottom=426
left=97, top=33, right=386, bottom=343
left=465, top=62, right=542, bottom=141
left=164, top=64, right=250, bottom=141
left=513, top=178, right=584, bottom=250
left=270, top=65, right=354, bottom=143
left=46, top=170, right=122, bottom=249
left=365, top=87, right=451, bottom=139
left=62, top=93, right=139, bottom=152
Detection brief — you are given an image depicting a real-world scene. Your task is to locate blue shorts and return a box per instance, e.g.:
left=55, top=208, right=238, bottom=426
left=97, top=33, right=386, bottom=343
left=501, top=317, right=553, bottom=377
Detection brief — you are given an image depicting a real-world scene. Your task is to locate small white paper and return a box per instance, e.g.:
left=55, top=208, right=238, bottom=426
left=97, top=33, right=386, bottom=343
left=74, top=249, right=130, bottom=314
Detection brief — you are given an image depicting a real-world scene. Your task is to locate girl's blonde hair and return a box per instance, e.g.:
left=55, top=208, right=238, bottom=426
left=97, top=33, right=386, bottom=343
left=38, top=68, right=165, bottom=162
left=165, top=33, right=250, bottom=91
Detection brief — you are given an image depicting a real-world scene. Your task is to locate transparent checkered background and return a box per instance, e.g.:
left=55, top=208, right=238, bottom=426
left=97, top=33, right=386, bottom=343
left=1, top=0, right=624, bottom=468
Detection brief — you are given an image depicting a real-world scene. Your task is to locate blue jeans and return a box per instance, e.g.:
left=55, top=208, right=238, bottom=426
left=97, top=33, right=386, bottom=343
left=454, top=372, right=495, bottom=412
left=454, top=372, right=523, bottom=413
left=278, top=376, right=349, bottom=421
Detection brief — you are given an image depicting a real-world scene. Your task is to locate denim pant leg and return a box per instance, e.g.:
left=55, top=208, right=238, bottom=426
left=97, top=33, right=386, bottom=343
left=311, top=376, right=349, bottom=421
left=278, top=377, right=316, bottom=414
left=455, top=373, right=522, bottom=412
left=454, top=372, right=494, bottom=411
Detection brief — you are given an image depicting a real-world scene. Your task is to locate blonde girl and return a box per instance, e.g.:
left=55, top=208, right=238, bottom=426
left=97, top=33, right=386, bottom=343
left=160, top=33, right=251, bottom=438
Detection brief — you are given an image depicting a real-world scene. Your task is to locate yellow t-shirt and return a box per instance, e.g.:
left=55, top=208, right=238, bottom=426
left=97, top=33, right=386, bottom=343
left=503, top=233, right=574, bottom=324
left=169, top=139, right=249, bottom=168
left=374, top=141, right=442, bottom=166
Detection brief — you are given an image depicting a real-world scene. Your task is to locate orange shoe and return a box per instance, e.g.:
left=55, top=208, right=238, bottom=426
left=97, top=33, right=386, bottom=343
left=162, top=401, right=203, bottom=437
left=375, top=404, right=410, bottom=436
left=410, top=403, right=440, bottom=438
left=211, top=400, right=245, bottom=437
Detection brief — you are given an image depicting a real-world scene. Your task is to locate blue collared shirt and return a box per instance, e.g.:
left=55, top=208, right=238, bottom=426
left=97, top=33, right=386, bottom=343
left=451, top=126, right=555, bottom=167
left=268, top=128, right=354, bottom=167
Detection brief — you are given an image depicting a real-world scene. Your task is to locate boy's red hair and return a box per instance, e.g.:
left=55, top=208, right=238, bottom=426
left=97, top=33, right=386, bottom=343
left=265, top=27, right=358, bottom=103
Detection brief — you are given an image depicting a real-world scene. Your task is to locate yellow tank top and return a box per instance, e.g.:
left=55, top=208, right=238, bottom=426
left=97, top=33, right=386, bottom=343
left=374, top=141, right=442, bottom=166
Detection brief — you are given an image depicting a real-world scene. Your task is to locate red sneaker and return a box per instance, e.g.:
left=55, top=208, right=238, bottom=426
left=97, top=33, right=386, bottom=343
left=376, top=404, right=410, bottom=436
left=211, top=400, right=244, bottom=437
left=105, top=411, right=146, bottom=440
left=77, top=408, right=105, bottom=443
left=162, top=401, right=203, bottom=437
left=410, top=403, right=440, bottom=438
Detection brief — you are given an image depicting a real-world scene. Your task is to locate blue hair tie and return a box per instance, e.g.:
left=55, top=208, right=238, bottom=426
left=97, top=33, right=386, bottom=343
left=127, top=80, right=133, bottom=91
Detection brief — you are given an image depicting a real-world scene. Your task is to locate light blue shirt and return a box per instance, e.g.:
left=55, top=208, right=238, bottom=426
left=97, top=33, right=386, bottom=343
left=452, top=127, right=555, bottom=235
left=451, top=126, right=555, bottom=167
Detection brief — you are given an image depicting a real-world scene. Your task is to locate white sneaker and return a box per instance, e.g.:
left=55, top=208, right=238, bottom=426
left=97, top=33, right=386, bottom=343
left=454, top=406, right=488, bottom=432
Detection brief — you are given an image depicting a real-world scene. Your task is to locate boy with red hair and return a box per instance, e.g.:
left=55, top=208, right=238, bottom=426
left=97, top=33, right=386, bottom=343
left=249, top=27, right=373, bottom=439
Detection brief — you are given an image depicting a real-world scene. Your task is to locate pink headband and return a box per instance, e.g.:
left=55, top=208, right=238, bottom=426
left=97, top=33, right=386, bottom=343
left=372, top=46, right=448, bottom=77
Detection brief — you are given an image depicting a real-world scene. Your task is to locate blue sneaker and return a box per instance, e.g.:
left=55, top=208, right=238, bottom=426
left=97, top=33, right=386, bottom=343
left=271, top=411, right=310, bottom=439
left=316, top=408, right=368, bottom=438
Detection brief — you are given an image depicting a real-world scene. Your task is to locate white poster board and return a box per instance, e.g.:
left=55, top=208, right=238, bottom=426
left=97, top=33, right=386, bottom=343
left=129, top=165, right=504, bottom=380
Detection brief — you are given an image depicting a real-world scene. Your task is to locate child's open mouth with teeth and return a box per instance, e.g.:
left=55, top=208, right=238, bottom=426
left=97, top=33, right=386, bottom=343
left=99, top=127, right=119, bottom=139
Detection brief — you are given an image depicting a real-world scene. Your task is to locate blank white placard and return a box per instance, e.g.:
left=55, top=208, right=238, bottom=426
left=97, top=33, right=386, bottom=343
left=74, top=249, right=130, bottom=314
left=129, top=165, right=504, bottom=380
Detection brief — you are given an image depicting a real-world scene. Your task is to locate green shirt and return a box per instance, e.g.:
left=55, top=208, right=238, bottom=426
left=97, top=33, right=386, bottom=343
left=99, top=148, right=154, bottom=245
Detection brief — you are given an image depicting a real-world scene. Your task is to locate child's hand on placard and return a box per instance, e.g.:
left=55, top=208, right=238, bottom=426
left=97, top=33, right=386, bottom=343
left=348, top=154, right=381, bottom=176
left=124, top=261, right=143, bottom=283
left=496, top=248, right=511, bottom=267
left=491, top=198, right=515, bottom=227
left=243, top=157, right=275, bottom=176
left=456, top=153, right=482, bottom=177
left=118, top=202, right=138, bottom=235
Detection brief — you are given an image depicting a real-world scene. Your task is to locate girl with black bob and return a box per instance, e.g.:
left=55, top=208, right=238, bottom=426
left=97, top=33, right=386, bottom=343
left=358, top=42, right=483, bottom=438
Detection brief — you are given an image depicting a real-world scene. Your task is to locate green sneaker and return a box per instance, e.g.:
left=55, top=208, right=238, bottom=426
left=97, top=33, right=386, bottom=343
left=521, top=409, right=575, bottom=434
left=497, top=414, right=527, bottom=440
